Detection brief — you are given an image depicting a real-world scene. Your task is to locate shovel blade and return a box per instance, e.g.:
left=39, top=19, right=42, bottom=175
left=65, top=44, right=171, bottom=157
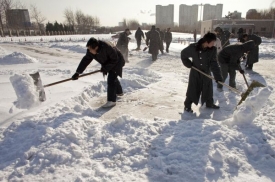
left=29, top=72, right=46, bottom=102
left=238, top=80, right=265, bottom=106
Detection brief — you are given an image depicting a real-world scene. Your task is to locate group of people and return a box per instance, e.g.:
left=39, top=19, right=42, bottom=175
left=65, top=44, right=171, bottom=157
left=70, top=26, right=261, bottom=111
left=181, top=27, right=261, bottom=112
left=113, top=26, right=173, bottom=62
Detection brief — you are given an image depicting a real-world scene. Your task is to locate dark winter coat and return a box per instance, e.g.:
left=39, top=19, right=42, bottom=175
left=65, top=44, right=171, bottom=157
left=146, top=29, right=161, bottom=55
left=218, top=40, right=255, bottom=70
left=76, top=41, right=125, bottom=77
left=135, top=28, right=145, bottom=40
left=164, top=31, right=172, bottom=43
left=246, top=34, right=262, bottom=64
left=217, top=30, right=231, bottom=48
left=181, top=43, right=222, bottom=105
left=116, top=31, right=130, bottom=54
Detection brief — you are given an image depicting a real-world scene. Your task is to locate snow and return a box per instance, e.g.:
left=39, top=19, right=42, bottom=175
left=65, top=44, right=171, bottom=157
left=0, top=32, right=275, bottom=181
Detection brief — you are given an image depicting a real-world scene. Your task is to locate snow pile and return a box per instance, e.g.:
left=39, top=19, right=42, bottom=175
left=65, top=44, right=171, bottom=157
left=0, top=52, right=37, bottom=65
left=50, top=43, right=86, bottom=53
left=229, top=86, right=273, bottom=126
left=9, top=74, right=40, bottom=109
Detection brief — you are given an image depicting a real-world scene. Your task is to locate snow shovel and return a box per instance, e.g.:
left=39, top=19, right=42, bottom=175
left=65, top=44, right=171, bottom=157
left=30, top=70, right=101, bottom=102
left=191, top=66, right=265, bottom=105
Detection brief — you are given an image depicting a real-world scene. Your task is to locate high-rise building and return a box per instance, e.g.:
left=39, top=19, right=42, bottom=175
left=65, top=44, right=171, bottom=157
left=203, top=4, right=223, bottom=21
left=6, top=9, right=31, bottom=29
left=156, top=4, right=174, bottom=27
left=179, top=4, right=199, bottom=30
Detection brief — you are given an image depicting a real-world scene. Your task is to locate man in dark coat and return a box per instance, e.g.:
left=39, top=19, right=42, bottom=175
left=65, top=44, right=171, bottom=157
left=156, top=28, right=164, bottom=54
left=146, top=25, right=161, bottom=61
left=217, top=40, right=255, bottom=91
left=116, top=28, right=131, bottom=63
left=164, top=28, right=172, bottom=53
left=243, top=33, right=262, bottom=70
left=181, top=32, right=223, bottom=112
left=71, top=38, right=125, bottom=108
left=237, top=28, right=245, bottom=43
left=135, top=27, right=145, bottom=50
left=214, top=27, right=232, bottom=48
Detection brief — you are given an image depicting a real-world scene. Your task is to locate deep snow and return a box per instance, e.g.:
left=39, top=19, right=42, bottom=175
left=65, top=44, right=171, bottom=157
left=0, top=32, right=275, bottom=182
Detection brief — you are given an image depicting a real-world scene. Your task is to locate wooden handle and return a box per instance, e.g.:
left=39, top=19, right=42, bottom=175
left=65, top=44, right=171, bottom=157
left=191, top=66, right=242, bottom=94
left=43, top=70, right=101, bottom=88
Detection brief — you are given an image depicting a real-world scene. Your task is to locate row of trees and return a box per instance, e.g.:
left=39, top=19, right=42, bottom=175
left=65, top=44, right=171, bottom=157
left=63, top=8, right=99, bottom=34
left=246, top=8, right=275, bottom=19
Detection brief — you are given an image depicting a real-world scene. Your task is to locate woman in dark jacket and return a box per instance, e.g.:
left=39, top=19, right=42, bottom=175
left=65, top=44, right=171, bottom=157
left=181, top=32, right=223, bottom=112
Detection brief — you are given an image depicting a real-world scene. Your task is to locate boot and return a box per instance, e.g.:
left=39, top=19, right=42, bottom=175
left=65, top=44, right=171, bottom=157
left=184, top=107, right=193, bottom=113
left=206, top=104, right=220, bottom=109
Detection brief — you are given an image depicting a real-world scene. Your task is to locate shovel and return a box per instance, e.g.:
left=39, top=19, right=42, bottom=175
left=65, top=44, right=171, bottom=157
left=30, top=70, right=101, bottom=102
left=191, top=66, right=265, bottom=105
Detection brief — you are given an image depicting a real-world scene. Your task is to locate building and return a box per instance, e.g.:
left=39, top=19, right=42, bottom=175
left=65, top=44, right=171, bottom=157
left=203, top=4, right=223, bottom=21
left=179, top=4, right=199, bottom=31
left=6, top=9, right=31, bottom=29
left=201, top=19, right=275, bottom=38
left=156, top=4, right=174, bottom=27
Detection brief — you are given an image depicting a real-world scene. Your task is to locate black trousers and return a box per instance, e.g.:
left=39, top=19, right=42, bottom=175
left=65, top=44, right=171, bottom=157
left=166, top=41, right=171, bottom=52
left=136, top=39, right=141, bottom=49
left=107, top=71, right=123, bottom=102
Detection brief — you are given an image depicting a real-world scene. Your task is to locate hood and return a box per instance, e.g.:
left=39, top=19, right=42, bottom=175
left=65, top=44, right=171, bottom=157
left=242, top=40, right=255, bottom=52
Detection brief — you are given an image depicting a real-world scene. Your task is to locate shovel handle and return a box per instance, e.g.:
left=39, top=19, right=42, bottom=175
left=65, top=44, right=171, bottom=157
left=43, top=70, right=101, bottom=88
left=191, top=66, right=242, bottom=94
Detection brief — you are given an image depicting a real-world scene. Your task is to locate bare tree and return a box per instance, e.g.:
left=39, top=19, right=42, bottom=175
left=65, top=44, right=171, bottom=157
left=0, top=0, right=14, bottom=31
left=29, top=4, right=46, bottom=31
left=126, top=19, right=139, bottom=30
left=64, top=7, right=75, bottom=31
left=75, top=9, right=85, bottom=33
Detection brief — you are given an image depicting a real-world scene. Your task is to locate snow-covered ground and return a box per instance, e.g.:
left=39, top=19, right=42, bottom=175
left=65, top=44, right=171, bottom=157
left=0, top=32, right=275, bottom=182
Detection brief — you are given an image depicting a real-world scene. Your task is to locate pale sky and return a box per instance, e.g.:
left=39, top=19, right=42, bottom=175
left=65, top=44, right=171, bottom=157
left=23, top=0, right=275, bottom=26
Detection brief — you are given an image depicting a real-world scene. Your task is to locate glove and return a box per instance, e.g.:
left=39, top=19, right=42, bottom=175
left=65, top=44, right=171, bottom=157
left=100, top=67, right=107, bottom=76
left=72, top=72, right=79, bottom=80
left=239, top=69, right=245, bottom=74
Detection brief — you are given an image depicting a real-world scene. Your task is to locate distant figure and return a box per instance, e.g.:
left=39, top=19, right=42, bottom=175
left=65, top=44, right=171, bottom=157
left=146, top=25, right=161, bottom=61
left=217, top=40, right=255, bottom=91
left=116, top=28, right=131, bottom=63
left=135, top=27, right=145, bottom=50
left=243, top=33, right=262, bottom=70
left=214, top=27, right=232, bottom=48
left=156, top=28, right=164, bottom=54
left=164, top=28, right=172, bottom=53
left=181, top=32, right=223, bottom=112
left=237, top=28, right=245, bottom=43
left=193, top=29, right=197, bottom=42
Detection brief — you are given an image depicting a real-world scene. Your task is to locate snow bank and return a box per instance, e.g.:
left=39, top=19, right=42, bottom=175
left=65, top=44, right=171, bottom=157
left=228, top=86, right=273, bottom=126
left=9, top=74, right=40, bottom=109
left=0, top=52, right=37, bottom=65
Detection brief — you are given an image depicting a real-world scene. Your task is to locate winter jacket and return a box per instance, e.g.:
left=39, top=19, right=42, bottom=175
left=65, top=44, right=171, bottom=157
left=76, top=40, right=125, bottom=77
left=217, top=30, right=231, bottom=48
left=218, top=40, right=255, bottom=70
left=116, top=31, right=130, bottom=53
left=135, top=28, right=145, bottom=40
left=146, top=29, right=161, bottom=55
left=246, top=34, right=262, bottom=64
left=164, top=31, right=172, bottom=43
left=181, top=42, right=222, bottom=105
